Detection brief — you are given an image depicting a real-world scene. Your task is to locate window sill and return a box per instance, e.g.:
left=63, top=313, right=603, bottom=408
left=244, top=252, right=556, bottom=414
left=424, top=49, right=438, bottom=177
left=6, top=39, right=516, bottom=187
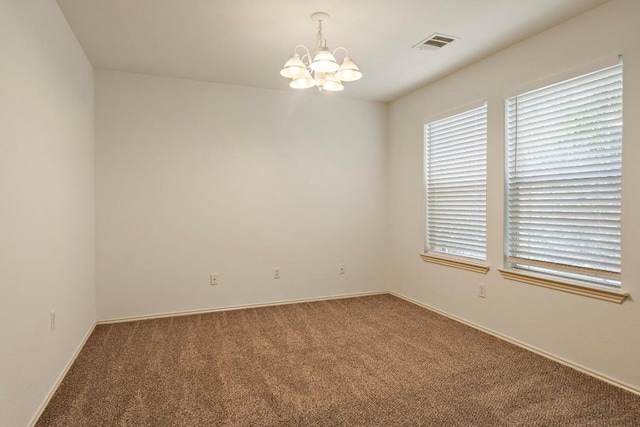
left=498, top=268, right=629, bottom=304
left=420, top=252, right=489, bottom=274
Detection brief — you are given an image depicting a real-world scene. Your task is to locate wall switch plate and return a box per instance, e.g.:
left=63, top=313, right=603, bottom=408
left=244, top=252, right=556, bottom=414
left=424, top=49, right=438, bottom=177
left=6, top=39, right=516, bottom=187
left=273, top=268, right=280, bottom=279
left=479, top=282, right=486, bottom=298
left=210, top=273, right=218, bottom=285
left=339, top=263, right=345, bottom=275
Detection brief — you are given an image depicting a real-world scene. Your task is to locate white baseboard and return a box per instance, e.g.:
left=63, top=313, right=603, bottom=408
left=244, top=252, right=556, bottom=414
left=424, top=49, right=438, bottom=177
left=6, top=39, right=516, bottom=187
left=28, top=322, right=96, bottom=427
left=97, top=290, right=388, bottom=324
left=389, top=291, right=640, bottom=397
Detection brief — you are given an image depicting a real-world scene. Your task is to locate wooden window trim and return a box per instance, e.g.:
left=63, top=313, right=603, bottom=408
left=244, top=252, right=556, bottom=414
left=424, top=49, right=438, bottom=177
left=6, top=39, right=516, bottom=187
left=498, top=268, right=629, bottom=304
left=420, top=252, right=489, bottom=274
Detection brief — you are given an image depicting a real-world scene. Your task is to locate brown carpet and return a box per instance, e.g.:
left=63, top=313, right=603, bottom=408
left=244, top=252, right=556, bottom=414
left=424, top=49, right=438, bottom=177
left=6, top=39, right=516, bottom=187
left=37, top=294, right=640, bottom=426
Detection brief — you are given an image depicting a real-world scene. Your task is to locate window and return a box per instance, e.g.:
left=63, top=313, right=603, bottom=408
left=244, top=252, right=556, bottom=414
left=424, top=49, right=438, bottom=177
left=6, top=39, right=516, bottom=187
left=424, top=103, right=487, bottom=267
left=505, top=62, right=622, bottom=290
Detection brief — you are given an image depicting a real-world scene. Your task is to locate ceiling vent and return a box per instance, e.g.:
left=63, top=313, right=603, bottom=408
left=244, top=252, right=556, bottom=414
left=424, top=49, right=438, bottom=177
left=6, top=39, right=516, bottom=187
left=413, top=33, right=458, bottom=51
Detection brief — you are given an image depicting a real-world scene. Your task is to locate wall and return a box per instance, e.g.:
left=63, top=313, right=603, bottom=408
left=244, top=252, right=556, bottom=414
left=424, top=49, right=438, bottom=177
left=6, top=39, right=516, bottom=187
left=95, top=70, right=388, bottom=320
left=388, top=0, right=640, bottom=390
left=0, top=1, right=95, bottom=426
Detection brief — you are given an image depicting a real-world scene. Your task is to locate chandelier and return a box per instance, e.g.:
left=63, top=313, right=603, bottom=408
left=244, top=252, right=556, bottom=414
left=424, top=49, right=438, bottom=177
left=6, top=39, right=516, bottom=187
left=280, top=12, right=362, bottom=92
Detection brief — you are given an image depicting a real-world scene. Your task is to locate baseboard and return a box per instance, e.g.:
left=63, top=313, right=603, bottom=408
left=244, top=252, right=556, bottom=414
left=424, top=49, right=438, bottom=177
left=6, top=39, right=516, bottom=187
left=97, top=290, right=388, bottom=324
left=389, top=291, right=640, bottom=397
left=28, top=321, right=96, bottom=427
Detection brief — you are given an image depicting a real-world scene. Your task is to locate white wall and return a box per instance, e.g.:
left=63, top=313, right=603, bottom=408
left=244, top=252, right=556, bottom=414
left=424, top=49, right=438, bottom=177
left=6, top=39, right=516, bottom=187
left=95, top=70, right=388, bottom=320
left=388, top=0, right=640, bottom=390
left=0, top=1, right=95, bottom=426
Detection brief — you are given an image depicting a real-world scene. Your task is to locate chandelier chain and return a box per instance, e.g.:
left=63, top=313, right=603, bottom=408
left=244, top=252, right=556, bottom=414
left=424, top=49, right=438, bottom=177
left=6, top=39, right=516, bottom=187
left=316, top=19, right=324, bottom=51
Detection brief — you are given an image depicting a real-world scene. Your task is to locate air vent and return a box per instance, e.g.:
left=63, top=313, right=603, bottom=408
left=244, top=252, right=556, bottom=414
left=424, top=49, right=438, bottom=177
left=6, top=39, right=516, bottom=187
left=413, top=33, right=458, bottom=51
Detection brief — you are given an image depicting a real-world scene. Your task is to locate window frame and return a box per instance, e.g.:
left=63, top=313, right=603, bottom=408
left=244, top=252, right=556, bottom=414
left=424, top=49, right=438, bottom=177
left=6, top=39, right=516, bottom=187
left=501, top=59, right=628, bottom=303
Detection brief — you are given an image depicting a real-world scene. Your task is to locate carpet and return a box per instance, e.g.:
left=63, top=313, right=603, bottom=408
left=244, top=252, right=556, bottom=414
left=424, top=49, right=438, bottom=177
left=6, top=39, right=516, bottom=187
left=36, top=294, right=640, bottom=426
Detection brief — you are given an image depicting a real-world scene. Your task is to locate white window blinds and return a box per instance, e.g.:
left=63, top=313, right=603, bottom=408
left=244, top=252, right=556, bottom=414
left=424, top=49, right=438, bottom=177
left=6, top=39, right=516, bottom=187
left=425, top=104, right=487, bottom=261
left=506, top=63, right=622, bottom=287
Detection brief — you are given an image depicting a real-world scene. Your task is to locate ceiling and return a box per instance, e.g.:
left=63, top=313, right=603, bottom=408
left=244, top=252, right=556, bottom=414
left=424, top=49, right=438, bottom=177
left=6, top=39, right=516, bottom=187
left=56, top=0, right=609, bottom=103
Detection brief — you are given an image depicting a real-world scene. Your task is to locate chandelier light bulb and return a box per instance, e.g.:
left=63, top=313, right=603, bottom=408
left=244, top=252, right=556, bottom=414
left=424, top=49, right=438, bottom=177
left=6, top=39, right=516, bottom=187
left=335, top=57, right=362, bottom=82
left=322, top=73, right=344, bottom=92
left=290, top=75, right=315, bottom=89
left=310, top=48, right=339, bottom=73
left=280, top=53, right=307, bottom=78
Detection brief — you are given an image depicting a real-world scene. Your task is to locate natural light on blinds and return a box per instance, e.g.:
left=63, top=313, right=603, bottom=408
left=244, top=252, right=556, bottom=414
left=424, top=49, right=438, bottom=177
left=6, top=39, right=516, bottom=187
left=425, top=104, right=487, bottom=261
left=505, top=62, right=622, bottom=288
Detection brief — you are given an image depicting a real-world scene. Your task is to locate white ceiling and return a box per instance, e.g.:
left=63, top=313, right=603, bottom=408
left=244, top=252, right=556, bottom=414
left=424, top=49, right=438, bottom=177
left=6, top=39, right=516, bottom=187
left=56, top=0, right=609, bottom=102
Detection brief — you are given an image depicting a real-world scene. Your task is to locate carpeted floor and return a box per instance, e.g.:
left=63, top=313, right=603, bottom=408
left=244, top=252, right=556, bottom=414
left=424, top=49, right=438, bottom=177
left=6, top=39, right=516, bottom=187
left=37, top=294, right=640, bottom=426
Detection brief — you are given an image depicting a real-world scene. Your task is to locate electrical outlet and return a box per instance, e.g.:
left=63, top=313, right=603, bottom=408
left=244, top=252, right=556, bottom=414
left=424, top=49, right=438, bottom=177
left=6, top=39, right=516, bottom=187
left=339, top=263, right=345, bottom=275
left=210, top=273, right=218, bottom=286
left=273, top=267, right=280, bottom=279
left=479, top=282, right=486, bottom=298
left=50, top=311, right=56, bottom=331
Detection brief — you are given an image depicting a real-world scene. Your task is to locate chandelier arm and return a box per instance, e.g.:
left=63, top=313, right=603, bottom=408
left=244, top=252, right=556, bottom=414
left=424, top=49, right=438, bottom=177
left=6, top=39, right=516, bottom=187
left=293, top=44, right=312, bottom=64
left=300, top=53, right=312, bottom=68
left=332, top=46, right=350, bottom=61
